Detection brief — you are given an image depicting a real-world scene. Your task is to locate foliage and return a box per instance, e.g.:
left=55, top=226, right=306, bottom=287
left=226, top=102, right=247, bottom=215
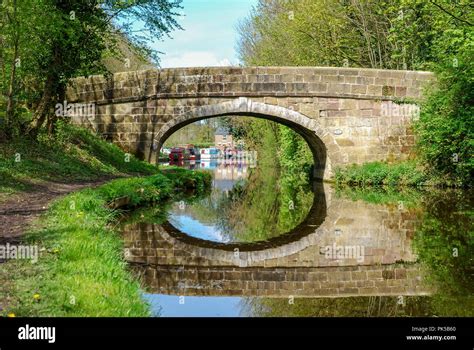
left=335, top=161, right=428, bottom=187
left=241, top=295, right=436, bottom=317
left=95, top=169, right=211, bottom=208
left=388, top=0, right=473, bottom=71
left=224, top=116, right=314, bottom=180
left=412, top=190, right=474, bottom=316
left=237, top=0, right=473, bottom=187
left=238, top=0, right=472, bottom=70
left=415, top=40, right=473, bottom=186
left=335, top=185, right=424, bottom=208
left=200, top=116, right=315, bottom=243
left=179, top=155, right=314, bottom=243
left=0, top=0, right=182, bottom=137
left=97, top=175, right=172, bottom=206
left=387, top=0, right=474, bottom=186
left=278, top=125, right=313, bottom=177
left=237, top=0, right=435, bottom=69
left=238, top=185, right=473, bottom=317
left=163, top=119, right=218, bottom=148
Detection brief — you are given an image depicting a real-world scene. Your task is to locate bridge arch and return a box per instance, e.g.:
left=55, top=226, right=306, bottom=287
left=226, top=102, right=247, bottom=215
left=153, top=97, right=344, bottom=179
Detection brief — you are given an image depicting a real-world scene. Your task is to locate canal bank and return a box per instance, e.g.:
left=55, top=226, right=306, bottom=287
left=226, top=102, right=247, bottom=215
left=0, top=159, right=211, bottom=316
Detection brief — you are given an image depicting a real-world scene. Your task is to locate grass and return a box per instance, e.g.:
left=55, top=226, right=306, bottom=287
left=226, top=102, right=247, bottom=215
left=334, top=185, right=424, bottom=208
left=1, top=171, right=211, bottom=317
left=0, top=122, right=157, bottom=198
left=335, top=161, right=429, bottom=187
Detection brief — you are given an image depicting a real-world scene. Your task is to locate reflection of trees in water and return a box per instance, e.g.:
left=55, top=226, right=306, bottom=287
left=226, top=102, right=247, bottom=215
left=238, top=296, right=436, bottom=317
left=223, top=165, right=312, bottom=242
left=178, top=164, right=314, bottom=242
left=412, top=189, right=474, bottom=316
left=184, top=116, right=315, bottom=242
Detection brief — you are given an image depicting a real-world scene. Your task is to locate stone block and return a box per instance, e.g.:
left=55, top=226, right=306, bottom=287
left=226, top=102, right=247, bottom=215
left=351, top=271, right=368, bottom=281
left=367, top=270, right=383, bottom=279
left=336, top=138, right=355, bottom=147
left=395, top=268, right=407, bottom=279
left=382, top=85, right=395, bottom=96
left=367, top=85, right=382, bottom=96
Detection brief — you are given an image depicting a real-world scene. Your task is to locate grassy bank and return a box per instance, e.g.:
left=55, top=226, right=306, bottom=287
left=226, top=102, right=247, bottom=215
left=334, top=185, right=425, bottom=208
left=0, top=122, right=157, bottom=199
left=335, top=161, right=430, bottom=188
left=1, top=170, right=211, bottom=317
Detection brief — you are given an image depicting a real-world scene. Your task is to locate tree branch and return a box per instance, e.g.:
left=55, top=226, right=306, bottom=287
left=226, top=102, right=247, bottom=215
left=429, top=1, right=473, bottom=26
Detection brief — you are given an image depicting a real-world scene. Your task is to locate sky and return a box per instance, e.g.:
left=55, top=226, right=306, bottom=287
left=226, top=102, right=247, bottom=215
left=152, top=0, right=257, bottom=68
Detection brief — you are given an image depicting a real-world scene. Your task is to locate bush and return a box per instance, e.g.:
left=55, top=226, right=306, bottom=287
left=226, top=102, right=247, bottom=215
left=413, top=24, right=473, bottom=187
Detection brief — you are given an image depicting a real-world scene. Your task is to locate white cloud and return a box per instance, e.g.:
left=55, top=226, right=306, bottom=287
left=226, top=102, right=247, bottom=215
left=160, top=51, right=234, bottom=68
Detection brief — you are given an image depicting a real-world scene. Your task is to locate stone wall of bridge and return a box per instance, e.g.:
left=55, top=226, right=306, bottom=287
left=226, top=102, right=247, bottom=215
left=67, top=67, right=434, bottom=179
left=133, top=264, right=430, bottom=297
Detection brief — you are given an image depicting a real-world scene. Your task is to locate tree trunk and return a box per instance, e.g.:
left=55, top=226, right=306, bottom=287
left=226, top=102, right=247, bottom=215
left=5, top=0, right=18, bottom=133
left=5, top=36, right=18, bottom=130
left=27, top=43, right=62, bottom=137
left=46, top=83, right=65, bottom=134
left=27, top=73, right=55, bottom=136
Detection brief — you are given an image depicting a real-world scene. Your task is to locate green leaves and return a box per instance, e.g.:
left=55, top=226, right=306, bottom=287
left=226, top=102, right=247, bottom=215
left=335, top=161, right=428, bottom=187
left=415, top=37, right=474, bottom=186
left=1, top=0, right=183, bottom=137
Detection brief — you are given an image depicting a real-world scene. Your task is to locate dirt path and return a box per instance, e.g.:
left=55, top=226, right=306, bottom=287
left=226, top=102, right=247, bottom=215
left=0, top=177, right=117, bottom=244
left=0, top=177, right=124, bottom=315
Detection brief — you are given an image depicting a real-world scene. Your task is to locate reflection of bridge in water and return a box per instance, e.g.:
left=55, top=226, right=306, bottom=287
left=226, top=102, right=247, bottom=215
left=123, top=184, right=432, bottom=298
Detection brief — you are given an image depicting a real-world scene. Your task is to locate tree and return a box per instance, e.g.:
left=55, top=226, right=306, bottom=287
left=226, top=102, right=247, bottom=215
left=1, top=0, right=57, bottom=136
left=237, top=0, right=407, bottom=69
left=0, top=0, right=183, bottom=138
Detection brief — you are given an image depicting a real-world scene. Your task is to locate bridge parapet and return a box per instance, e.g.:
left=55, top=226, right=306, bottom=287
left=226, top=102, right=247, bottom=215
left=67, top=66, right=433, bottom=104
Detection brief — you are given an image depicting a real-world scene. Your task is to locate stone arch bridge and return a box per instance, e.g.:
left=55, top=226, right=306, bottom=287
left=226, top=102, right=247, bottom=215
left=67, top=67, right=433, bottom=179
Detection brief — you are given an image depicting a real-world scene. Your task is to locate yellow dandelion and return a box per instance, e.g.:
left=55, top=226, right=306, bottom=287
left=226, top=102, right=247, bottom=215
left=7, top=312, right=15, bottom=317
left=33, top=294, right=41, bottom=301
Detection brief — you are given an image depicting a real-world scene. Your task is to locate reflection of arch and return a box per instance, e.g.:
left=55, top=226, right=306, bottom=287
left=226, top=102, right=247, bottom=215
left=156, top=182, right=327, bottom=267
left=153, top=98, right=344, bottom=180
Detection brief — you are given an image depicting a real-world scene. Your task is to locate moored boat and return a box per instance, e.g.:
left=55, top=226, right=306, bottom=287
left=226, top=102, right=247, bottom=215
left=200, top=147, right=220, bottom=159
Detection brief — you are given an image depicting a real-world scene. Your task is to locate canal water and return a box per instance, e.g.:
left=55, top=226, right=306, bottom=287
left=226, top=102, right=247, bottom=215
left=121, top=160, right=473, bottom=317
left=165, top=160, right=314, bottom=244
